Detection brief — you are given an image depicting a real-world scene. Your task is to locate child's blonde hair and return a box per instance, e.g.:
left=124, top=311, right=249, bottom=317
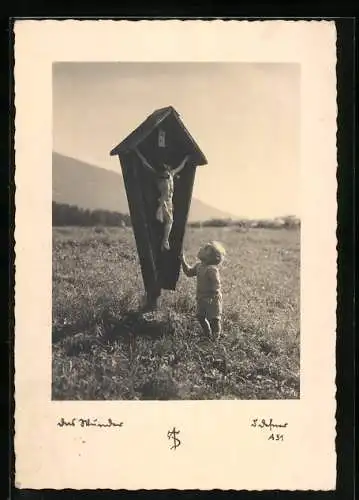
left=199, top=240, right=226, bottom=265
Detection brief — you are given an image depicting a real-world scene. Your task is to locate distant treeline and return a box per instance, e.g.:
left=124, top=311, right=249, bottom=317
left=188, top=216, right=300, bottom=230
left=53, top=202, right=300, bottom=230
left=53, top=202, right=131, bottom=227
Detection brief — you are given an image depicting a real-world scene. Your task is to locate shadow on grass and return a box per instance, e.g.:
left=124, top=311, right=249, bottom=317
left=53, top=308, right=175, bottom=352
left=101, top=310, right=174, bottom=341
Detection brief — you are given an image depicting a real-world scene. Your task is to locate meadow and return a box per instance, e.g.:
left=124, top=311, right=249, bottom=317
left=52, top=225, right=300, bottom=400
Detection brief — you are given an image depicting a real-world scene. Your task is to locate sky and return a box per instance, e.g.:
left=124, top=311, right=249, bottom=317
left=53, top=62, right=300, bottom=219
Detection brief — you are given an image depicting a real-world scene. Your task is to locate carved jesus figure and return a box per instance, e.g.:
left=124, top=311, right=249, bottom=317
left=135, top=147, right=190, bottom=251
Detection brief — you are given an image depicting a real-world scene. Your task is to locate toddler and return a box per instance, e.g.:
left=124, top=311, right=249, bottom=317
left=181, top=241, right=226, bottom=339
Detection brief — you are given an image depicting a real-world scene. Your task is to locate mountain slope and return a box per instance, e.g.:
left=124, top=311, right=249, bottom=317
left=52, top=152, right=235, bottom=222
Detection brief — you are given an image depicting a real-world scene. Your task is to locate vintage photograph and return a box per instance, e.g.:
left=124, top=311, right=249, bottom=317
left=52, top=62, right=301, bottom=401
left=15, top=20, right=337, bottom=490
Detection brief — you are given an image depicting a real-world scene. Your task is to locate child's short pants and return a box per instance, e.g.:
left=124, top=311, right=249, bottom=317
left=197, top=294, right=222, bottom=320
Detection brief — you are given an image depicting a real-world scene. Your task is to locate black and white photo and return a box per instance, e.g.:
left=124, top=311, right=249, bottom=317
left=52, top=62, right=301, bottom=401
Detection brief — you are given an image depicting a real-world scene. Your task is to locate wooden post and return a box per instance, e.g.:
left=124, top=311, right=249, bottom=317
left=118, top=151, right=160, bottom=309
left=110, top=106, right=207, bottom=306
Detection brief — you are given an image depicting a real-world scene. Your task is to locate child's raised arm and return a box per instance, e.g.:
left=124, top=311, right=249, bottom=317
left=180, top=252, right=198, bottom=277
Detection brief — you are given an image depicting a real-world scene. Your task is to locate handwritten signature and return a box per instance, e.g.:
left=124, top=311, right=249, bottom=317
left=57, top=418, right=124, bottom=429
left=251, top=418, right=288, bottom=431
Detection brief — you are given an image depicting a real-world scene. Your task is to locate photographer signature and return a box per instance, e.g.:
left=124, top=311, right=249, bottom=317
left=250, top=418, right=288, bottom=431
left=251, top=418, right=288, bottom=441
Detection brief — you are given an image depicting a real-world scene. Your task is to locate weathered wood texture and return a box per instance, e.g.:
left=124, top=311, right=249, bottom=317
left=111, top=107, right=207, bottom=296
left=119, top=151, right=160, bottom=299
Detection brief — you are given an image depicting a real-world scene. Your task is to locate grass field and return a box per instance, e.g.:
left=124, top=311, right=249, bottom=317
left=52, top=225, right=300, bottom=400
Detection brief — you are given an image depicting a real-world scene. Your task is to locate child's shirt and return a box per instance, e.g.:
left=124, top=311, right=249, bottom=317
left=183, top=262, right=221, bottom=300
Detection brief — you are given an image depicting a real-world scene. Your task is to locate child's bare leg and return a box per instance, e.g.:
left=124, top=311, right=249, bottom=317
left=209, top=318, right=222, bottom=339
left=197, top=315, right=212, bottom=337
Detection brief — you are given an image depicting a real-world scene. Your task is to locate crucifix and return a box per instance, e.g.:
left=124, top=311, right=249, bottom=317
left=134, top=147, right=190, bottom=251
